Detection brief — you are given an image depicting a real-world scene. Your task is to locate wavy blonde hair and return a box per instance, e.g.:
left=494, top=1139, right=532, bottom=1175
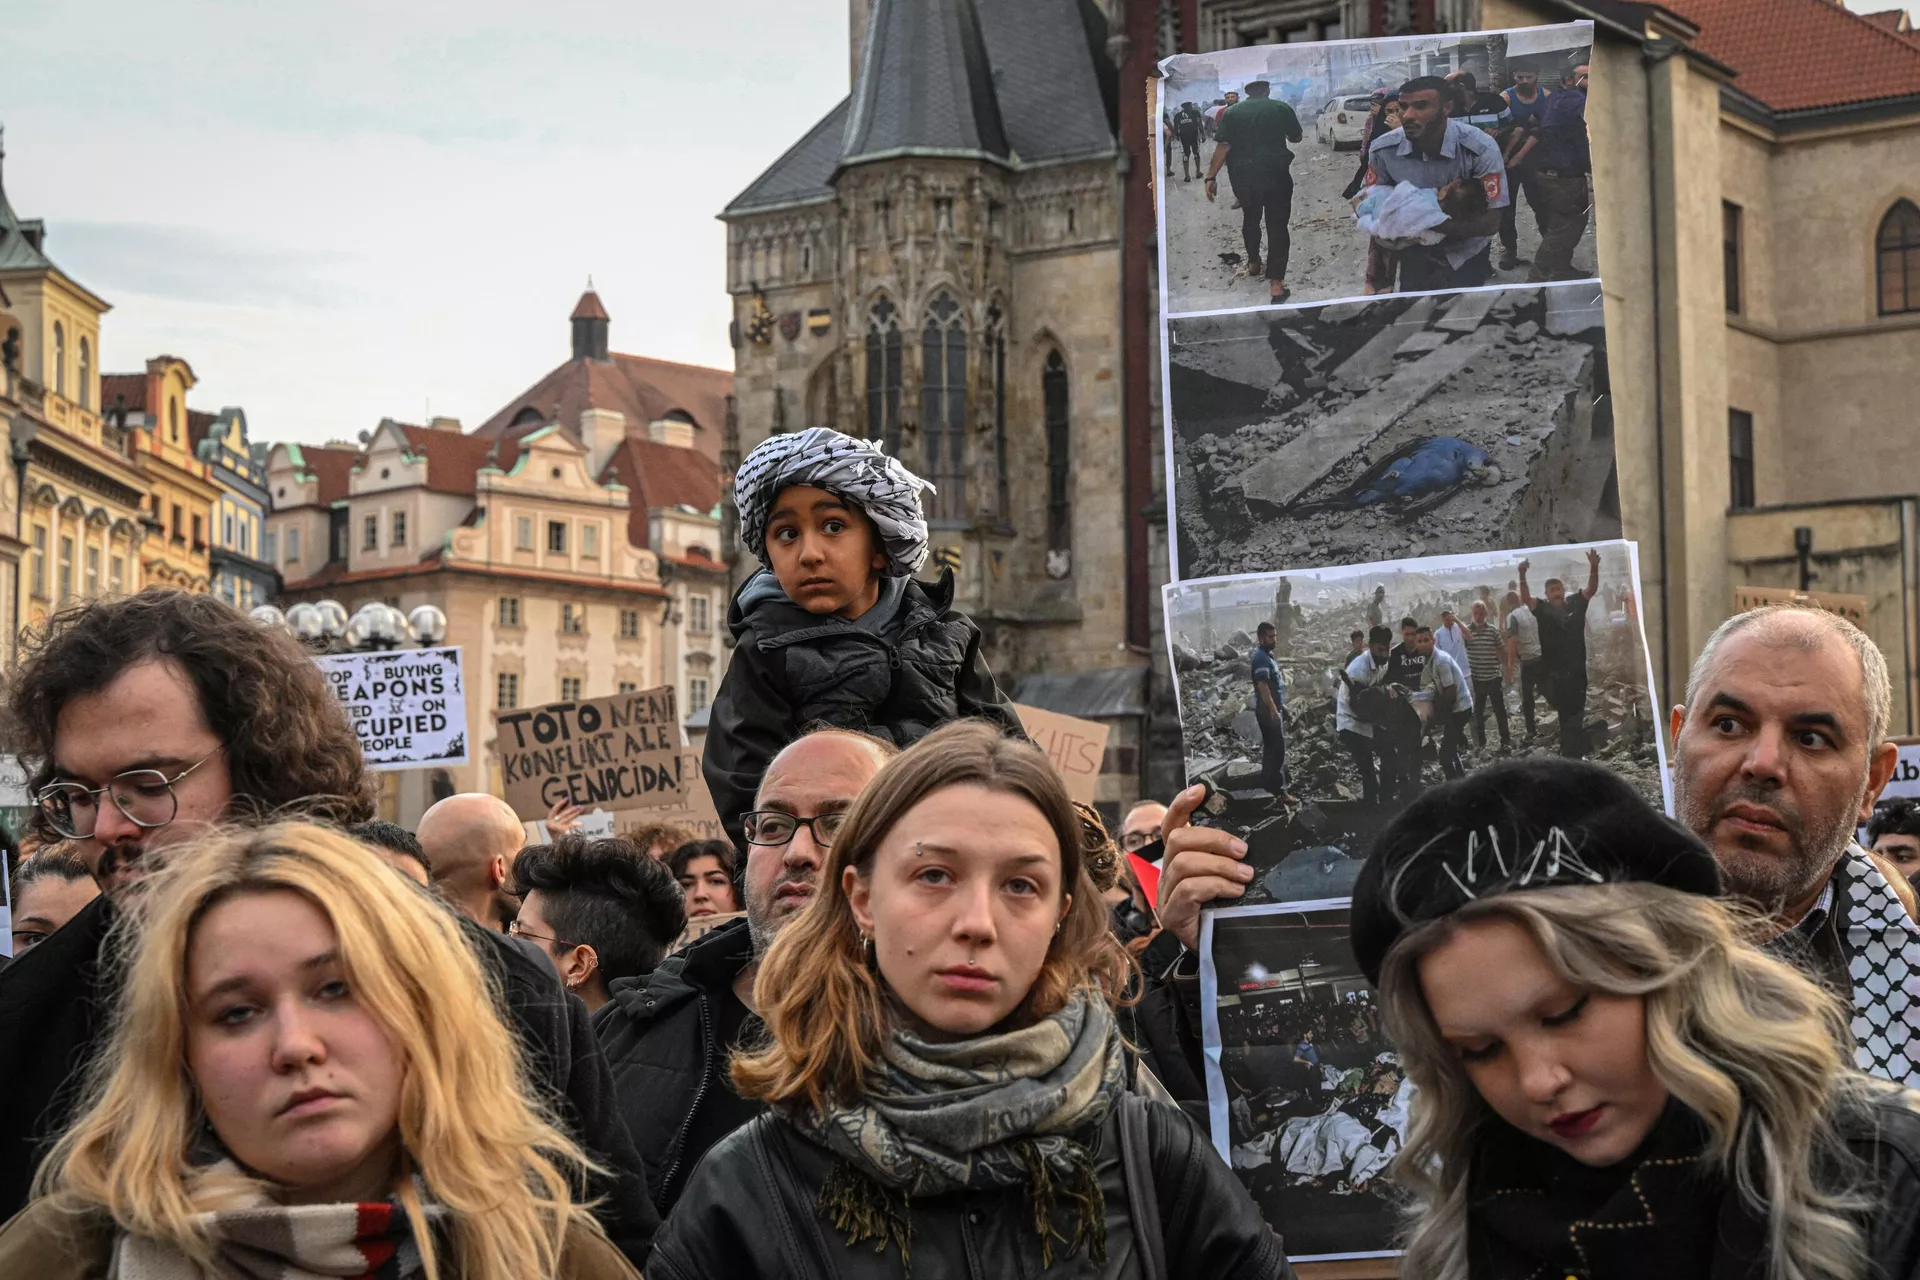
left=732, top=719, right=1135, bottom=1113
left=35, top=822, right=603, bottom=1280
left=1379, top=882, right=1872, bottom=1280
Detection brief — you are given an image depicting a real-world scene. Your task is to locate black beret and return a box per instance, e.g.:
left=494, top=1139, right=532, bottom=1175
left=1349, top=757, right=1721, bottom=984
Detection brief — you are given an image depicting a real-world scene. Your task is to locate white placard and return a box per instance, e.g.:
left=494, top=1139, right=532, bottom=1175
left=315, top=647, right=470, bottom=772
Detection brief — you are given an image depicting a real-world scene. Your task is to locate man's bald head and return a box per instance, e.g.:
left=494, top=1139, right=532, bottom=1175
left=419, top=792, right=528, bottom=929
left=756, top=728, right=896, bottom=806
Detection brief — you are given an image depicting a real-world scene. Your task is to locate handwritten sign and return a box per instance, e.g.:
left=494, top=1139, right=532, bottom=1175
left=1014, top=704, right=1111, bottom=806
left=672, top=909, right=746, bottom=953
left=315, top=647, right=469, bottom=772
left=1733, top=585, right=1868, bottom=627
left=494, top=686, right=683, bottom=821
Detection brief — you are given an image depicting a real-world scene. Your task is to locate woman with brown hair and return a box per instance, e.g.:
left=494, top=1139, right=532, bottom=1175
left=645, top=719, right=1289, bottom=1278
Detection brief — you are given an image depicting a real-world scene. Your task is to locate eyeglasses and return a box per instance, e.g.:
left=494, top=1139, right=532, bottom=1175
left=35, top=748, right=224, bottom=840
left=742, top=810, right=844, bottom=847
left=508, top=920, right=578, bottom=950
left=1120, top=831, right=1159, bottom=853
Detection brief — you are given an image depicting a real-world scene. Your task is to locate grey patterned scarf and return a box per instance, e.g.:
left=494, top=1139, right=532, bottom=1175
left=789, top=991, right=1125, bottom=1268
left=733, top=427, right=934, bottom=577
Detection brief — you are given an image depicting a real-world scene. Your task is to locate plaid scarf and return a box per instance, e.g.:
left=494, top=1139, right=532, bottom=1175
left=110, top=1162, right=443, bottom=1280
left=788, top=991, right=1125, bottom=1269
left=1834, top=845, right=1920, bottom=1086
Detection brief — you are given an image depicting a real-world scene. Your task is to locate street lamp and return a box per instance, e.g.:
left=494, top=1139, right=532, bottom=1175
left=261, top=598, right=448, bottom=653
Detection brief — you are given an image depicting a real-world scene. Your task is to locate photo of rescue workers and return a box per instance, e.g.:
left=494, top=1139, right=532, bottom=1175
left=1165, top=540, right=1666, bottom=886
left=1157, top=21, right=1595, bottom=315
left=1200, top=904, right=1407, bottom=1260
left=1165, top=282, right=1616, bottom=581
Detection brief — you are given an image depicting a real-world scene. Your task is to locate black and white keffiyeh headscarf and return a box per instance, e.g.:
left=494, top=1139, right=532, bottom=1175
left=1836, top=845, right=1920, bottom=1086
left=733, top=427, right=934, bottom=578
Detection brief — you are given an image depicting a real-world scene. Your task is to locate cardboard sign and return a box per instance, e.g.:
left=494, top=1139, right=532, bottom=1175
left=1733, top=585, right=1869, bottom=627
left=494, top=686, right=683, bottom=821
left=315, top=647, right=469, bottom=772
left=673, top=909, right=746, bottom=953
left=612, top=752, right=724, bottom=843
left=1014, top=704, right=1111, bottom=806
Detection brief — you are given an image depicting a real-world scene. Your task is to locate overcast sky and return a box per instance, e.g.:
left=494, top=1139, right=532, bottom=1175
left=1, top=1, right=849, bottom=447
left=1844, top=0, right=1920, bottom=14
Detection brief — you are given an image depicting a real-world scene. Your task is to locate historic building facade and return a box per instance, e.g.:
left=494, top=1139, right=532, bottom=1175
left=195, top=407, right=278, bottom=608
left=103, top=358, right=219, bottom=594
left=723, top=0, right=1157, bottom=809
left=0, top=136, right=149, bottom=642
left=268, top=293, right=731, bottom=825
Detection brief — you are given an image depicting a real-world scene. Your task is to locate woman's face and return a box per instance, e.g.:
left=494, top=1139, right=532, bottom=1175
left=677, top=854, right=739, bottom=919
left=186, top=889, right=405, bottom=1204
left=1385, top=102, right=1403, bottom=128
left=1417, top=916, right=1668, bottom=1168
left=846, top=784, right=1070, bottom=1040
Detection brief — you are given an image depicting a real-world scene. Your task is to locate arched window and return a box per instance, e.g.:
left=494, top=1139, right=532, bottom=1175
left=1878, top=199, right=1920, bottom=316
left=985, top=305, right=1007, bottom=519
left=169, top=398, right=180, bottom=442
left=865, top=296, right=902, bottom=455
left=52, top=322, right=65, bottom=397
left=77, top=337, right=91, bottom=410
left=1044, top=351, right=1071, bottom=553
left=920, top=292, right=967, bottom=522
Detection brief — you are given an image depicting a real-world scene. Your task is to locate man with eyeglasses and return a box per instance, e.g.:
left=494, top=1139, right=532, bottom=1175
left=1120, top=799, right=1169, bottom=866
left=596, top=726, right=896, bottom=1214
left=0, top=589, right=376, bottom=1220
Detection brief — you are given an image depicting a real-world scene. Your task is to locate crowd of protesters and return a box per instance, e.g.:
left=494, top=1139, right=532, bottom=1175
left=0, top=425, right=1918, bottom=1278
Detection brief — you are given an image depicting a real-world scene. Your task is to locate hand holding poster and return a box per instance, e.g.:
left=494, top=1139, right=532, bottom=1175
left=315, top=647, right=469, bottom=772
left=494, top=686, right=683, bottom=821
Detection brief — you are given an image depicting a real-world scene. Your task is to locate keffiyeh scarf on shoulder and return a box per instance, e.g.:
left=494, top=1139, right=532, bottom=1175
left=110, top=1160, right=445, bottom=1280
left=788, top=991, right=1126, bottom=1270
left=733, top=427, right=935, bottom=577
left=1834, top=846, right=1920, bottom=1086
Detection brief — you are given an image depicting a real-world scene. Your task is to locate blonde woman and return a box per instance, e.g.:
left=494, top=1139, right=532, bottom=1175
left=0, top=823, right=636, bottom=1280
left=1351, top=757, right=1920, bottom=1280
left=647, top=719, right=1290, bottom=1278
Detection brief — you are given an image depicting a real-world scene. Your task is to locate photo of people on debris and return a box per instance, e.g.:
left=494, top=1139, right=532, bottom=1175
left=1200, top=904, right=1406, bottom=1261
left=1166, top=283, right=1614, bottom=581
left=1157, top=22, right=1595, bottom=315
left=1166, top=540, right=1666, bottom=885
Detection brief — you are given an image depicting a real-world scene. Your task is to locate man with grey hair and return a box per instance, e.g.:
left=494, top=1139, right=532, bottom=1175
left=596, top=726, right=895, bottom=1213
left=1670, top=604, right=1917, bottom=1084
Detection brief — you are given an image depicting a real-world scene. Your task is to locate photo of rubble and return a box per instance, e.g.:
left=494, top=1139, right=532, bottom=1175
left=1157, top=22, right=1595, bottom=316
left=1200, top=904, right=1406, bottom=1261
left=1165, top=541, right=1665, bottom=883
left=1166, top=284, right=1616, bottom=582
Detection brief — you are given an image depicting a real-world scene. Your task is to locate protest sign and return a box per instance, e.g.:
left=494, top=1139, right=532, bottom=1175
left=673, top=909, right=745, bottom=953
left=534, top=754, right=723, bottom=846
left=1733, top=584, right=1869, bottom=627
left=1014, top=704, right=1110, bottom=805
left=315, top=647, right=468, bottom=772
left=494, top=686, right=682, bottom=821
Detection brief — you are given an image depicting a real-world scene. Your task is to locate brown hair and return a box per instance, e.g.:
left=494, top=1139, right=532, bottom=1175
left=2, top=589, right=376, bottom=833
left=731, top=719, right=1134, bottom=1113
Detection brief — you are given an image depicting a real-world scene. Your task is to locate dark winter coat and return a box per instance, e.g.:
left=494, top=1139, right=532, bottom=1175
left=645, top=1094, right=1293, bottom=1280
left=0, top=895, right=659, bottom=1269
left=702, top=568, right=1023, bottom=847
left=593, top=916, right=766, bottom=1215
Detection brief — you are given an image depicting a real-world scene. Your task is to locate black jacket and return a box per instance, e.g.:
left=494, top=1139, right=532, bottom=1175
left=593, top=916, right=766, bottom=1215
left=0, top=895, right=658, bottom=1269
left=702, top=568, right=1023, bottom=846
left=646, top=1094, right=1292, bottom=1280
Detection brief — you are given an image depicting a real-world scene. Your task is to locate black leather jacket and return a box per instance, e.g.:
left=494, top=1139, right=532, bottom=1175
left=702, top=567, right=1022, bottom=847
left=647, top=1094, right=1293, bottom=1280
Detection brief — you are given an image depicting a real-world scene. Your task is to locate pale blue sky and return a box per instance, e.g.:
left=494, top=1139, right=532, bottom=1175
left=0, top=1, right=849, bottom=446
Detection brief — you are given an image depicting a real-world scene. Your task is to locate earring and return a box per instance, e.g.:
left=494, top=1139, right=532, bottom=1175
left=1054, top=921, right=1063, bottom=936
left=859, top=931, right=874, bottom=958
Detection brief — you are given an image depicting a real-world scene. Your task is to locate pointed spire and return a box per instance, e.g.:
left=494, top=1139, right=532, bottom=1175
left=842, top=0, right=1008, bottom=167
left=0, top=122, right=54, bottom=273
left=571, top=283, right=610, bottom=362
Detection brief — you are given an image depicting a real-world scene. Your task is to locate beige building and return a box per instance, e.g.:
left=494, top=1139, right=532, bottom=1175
left=102, top=358, right=221, bottom=595
left=724, top=0, right=1152, bottom=810
left=0, top=135, right=150, bottom=643
left=267, top=292, right=731, bottom=824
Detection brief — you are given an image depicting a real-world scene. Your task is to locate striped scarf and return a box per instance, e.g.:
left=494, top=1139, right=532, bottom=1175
left=1835, top=846, right=1920, bottom=1086
left=110, top=1162, right=443, bottom=1280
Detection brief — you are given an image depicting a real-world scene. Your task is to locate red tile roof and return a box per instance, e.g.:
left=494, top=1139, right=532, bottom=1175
left=601, top=436, right=724, bottom=550
left=186, top=409, right=217, bottom=452
left=1664, top=0, right=1920, bottom=112
left=99, top=372, right=149, bottom=417
left=394, top=425, right=523, bottom=496
left=571, top=289, right=610, bottom=322
left=473, top=352, right=729, bottom=464
left=1859, top=9, right=1915, bottom=36
left=297, top=445, right=361, bottom=506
